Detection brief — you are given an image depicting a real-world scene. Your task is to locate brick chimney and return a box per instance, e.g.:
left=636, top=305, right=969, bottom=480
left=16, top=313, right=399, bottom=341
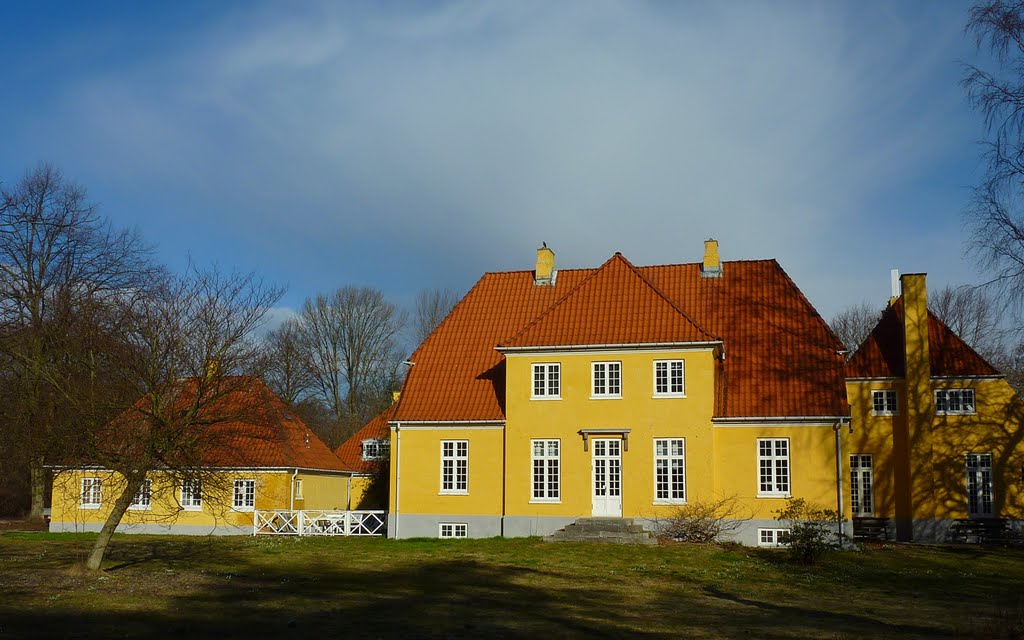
left=535, top=243, right=556, bottom=286
left=701, top=239, right=722, bottom=278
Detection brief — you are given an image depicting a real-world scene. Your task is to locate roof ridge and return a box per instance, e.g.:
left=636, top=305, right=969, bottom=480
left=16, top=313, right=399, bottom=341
left=501, top=252, right=718, bottom=347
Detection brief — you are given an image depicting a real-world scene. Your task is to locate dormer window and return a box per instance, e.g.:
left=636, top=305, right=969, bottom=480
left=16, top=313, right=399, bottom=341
left=935, top=389, right=976, bottom=415
left=362, top=438, right=390, bottom=460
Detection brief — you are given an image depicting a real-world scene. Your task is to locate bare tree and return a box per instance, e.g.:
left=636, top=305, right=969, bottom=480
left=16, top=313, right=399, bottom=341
left=298, top=287, right=407, bottom=430
left=78, top=266, right=283, bottom=570
left=414, top=287, right=460, bottom=345
left=263, top=317, right=312, bottom=404
left=963, top=2, right=1024, bottom=306
left=0, top=163, right=158, bottom=520
left=829, top=302, right=882, bottom=354
left=929, top=284, right=1006, bottom=362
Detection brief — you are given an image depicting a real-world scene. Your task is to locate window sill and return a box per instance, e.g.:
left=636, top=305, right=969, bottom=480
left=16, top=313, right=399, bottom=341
left=935, top=411, right=977, bottom=416
left=590, top=395, right=623, bottom=400
left=653, top=499, right=687, bottom=506
left=233, top=506, right=255, bottom=513
left=182, top=506, right=203, bottom=512
left=127, top=506, right=150, bottom=511
left=870, top=412, right=897, bottom=417
left=652, top=394, right=686, bottom=399
left=439, top=491, right=469, bottom=496
left=79, top=504, right=101, bottom=510
left=530, top=396, right=562, bottom=401
left=530, top=499, right=561, bottom=504
left=756, top=493, right=791, bottom=499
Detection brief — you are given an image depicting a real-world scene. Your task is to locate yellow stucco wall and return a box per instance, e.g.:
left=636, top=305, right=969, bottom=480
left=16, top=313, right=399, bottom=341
left=50, top=469, right=351, bottom=530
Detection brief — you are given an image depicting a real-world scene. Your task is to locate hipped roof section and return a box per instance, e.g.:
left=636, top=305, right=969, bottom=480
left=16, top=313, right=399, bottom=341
left=394, top=254, right=848, bottom=421
left=846, top=298, right=1000, bottom=378
left=336, top=403, right=394, bottom=474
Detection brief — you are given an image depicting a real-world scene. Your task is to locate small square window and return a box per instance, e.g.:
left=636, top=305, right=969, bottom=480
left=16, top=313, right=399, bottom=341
left=871, top=390, right=897, bottom=415
left=362, top=438, right=389, bottom=461
left=129, top=479, right=152, bottom=510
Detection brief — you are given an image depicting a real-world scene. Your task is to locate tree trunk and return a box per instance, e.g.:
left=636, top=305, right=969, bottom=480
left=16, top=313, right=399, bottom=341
left=29, top=458, right=47, bottom=520
left=85, top=474, right=144, bottom=571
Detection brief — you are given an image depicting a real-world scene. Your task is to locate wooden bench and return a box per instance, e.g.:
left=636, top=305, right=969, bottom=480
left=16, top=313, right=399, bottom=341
left=948, top=519, right=1021, bottom=545
left=853, top=517, right=891, bottom=541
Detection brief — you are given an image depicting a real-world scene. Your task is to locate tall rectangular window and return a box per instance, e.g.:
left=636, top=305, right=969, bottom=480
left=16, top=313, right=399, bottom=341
left=80, top=477, right=102, bottom=508
left=181, top=479, right=202, bottom=510
left=441, top=440, right=469, bottom=494
left=936, top=389, right=976, bottom=415
left=966, top=453, right=994, bottom=518
left=871, top=390, right=897, bottom=415
left=129, top=478, right=152, bottom=510
left=531, top=439, right=560, bottom=502
left=654, top=438, right=686, bottom=503
left=654, top=360, right=685, bottom=396
left=757, top=438, right=790, bottom=497
left=532, top=363, right=561, bottom=399
left=850, top=454, right=873, bottom=516
left=592, top=361, right=622, bottom=397
left=233, top=479, right=256, bottom=511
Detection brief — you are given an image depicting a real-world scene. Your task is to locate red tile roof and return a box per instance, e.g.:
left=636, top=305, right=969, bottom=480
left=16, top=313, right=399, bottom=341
left=846, top=299, right=1000, bottom=378
left=336, top=404, right=394, bottom=474
left=106, top=377, right=352, bottom=472
left=502, top=253, right=717, bottom=348
left=394, top=255, right=848, bottom=421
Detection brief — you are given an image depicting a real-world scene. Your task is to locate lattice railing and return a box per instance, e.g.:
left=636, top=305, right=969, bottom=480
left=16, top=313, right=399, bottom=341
left=253, top=510, right=387, bottom=537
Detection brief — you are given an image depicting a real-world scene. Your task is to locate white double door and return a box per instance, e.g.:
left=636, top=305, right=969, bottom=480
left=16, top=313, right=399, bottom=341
left=592, top=438, right=622, bottom=517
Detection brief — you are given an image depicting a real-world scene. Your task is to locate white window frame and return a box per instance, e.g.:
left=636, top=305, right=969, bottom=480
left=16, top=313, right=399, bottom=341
left=936, top=388, right=976, bottom=415
left=362, top=438, right=389, bottom=461
left=530, top=439, right=560, bottom=503
left=757, top=438, right=791, bottom=498
left=294, top=478, right=304, bottom=500
left=440, top=440, right=469, bottom=495
left=966, top=453, right=994, bottom=518
left=439, top=522, right=468, bottom=538
left=233, top=478, right=256, bottom=511
left=531, top=363, right=561, bottom=400
left=871, top=389, right=897, bottom=416
left=653, top=360, right=685, bottom=397
left=128, top=478, right=152, bottom=511
left=757, top=528, right=791, bottom=547
left=180, top=479, right=202, bottom=511
left=850, top=454, right=874, bottom=517
left=653, top=438, right=686, bottom=504
left=80, top=477, right=102, bottom=509
left=592, top=361, right=622, bottom=398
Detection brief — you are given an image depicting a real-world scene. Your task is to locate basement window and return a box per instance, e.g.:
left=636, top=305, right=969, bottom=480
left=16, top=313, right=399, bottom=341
left=439, top=523, right=468, bottom=539
left=757, top=528, right=791, bottom=547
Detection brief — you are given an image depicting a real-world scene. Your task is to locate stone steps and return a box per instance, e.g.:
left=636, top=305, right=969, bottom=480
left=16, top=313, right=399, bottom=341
left=544, top=517, right=657, bottom=545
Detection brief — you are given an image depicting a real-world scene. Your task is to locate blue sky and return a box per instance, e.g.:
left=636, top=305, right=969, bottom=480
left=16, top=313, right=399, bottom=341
left=0, top=1, right=992, bottom=333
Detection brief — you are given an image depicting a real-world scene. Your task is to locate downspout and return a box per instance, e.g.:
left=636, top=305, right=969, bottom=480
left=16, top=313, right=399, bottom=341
left=394, top=422, right=402, bottom=539
left=290, top=468, right=299, bottom=511
left=833, top=419, right=849, bottom=547
left=346, top=476, right=352, bottom=510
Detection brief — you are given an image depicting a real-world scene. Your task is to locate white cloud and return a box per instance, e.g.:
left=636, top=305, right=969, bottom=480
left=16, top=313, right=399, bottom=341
left=51, top=0, right=978, bottom=319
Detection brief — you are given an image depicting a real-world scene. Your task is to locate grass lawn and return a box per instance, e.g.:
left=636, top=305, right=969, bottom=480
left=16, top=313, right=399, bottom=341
left=1, top=533, right=1023, bottom=639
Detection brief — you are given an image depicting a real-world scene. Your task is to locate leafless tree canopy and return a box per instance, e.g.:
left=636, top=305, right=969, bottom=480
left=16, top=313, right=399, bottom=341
left=963, top=1, right=1024, bottom=306
left=263, top=317, right=312, bottom=404
left=414, top=287, right=460, bottom=345
left=828, top=302, right=882, bottom=354
left=930, top=284, right=1006, bottom=361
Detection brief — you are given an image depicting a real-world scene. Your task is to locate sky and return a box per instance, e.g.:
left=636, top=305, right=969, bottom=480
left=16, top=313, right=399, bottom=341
left=0, top=0, right=996, bottom=335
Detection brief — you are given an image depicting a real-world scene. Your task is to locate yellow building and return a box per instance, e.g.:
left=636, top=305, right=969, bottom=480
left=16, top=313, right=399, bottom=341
left=50, top=377, right=356, bottom=535
left=846, top=273, right=1024, bottom=542
left=383, top=243, right=854, bottom=544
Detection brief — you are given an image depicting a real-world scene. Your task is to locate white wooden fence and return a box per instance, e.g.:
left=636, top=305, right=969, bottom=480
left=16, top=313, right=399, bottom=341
left=253, top=510, right=387, bottom=537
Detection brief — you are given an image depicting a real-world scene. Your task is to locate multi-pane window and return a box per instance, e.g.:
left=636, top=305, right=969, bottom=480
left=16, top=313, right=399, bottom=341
left=80, top=478, right=102, bottom=508
left=233, top=479, right=256, bottom=511
left=439, top=523, right=468, bottom=538
left=181, top=480, right=202, bottom=510
left=532, top=363, right=561, bottom=399
left=758, top=528, right=791, bottom=547
left=362, top=438, right=389, bottom=460
left=654, top=360, right=685, bottom=396
left=654, top=438, right=686, bottom=503
left=592, top=361, right=622, bottom=397
left=936, top=389, right=976, bottom=415
left=871, top=390, right=897, bottom=415
left=757, top=438, right=790, bottom=497
left=294, top=479, right=304, bottom=500
left=966, top=453, right=994, bottom=518
left=129, top=479, right=152, bottom=510
left=441, top=440, right=469, bottom=494
left=850, top=454, right=874, bottom=516
left=531, top=439, right=560, bottom=502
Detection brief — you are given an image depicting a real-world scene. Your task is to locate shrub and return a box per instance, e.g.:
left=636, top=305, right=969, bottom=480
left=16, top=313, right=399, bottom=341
left=775, top=498, right=840, bottom=564
left=657, top=495, right=751, bottom=543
